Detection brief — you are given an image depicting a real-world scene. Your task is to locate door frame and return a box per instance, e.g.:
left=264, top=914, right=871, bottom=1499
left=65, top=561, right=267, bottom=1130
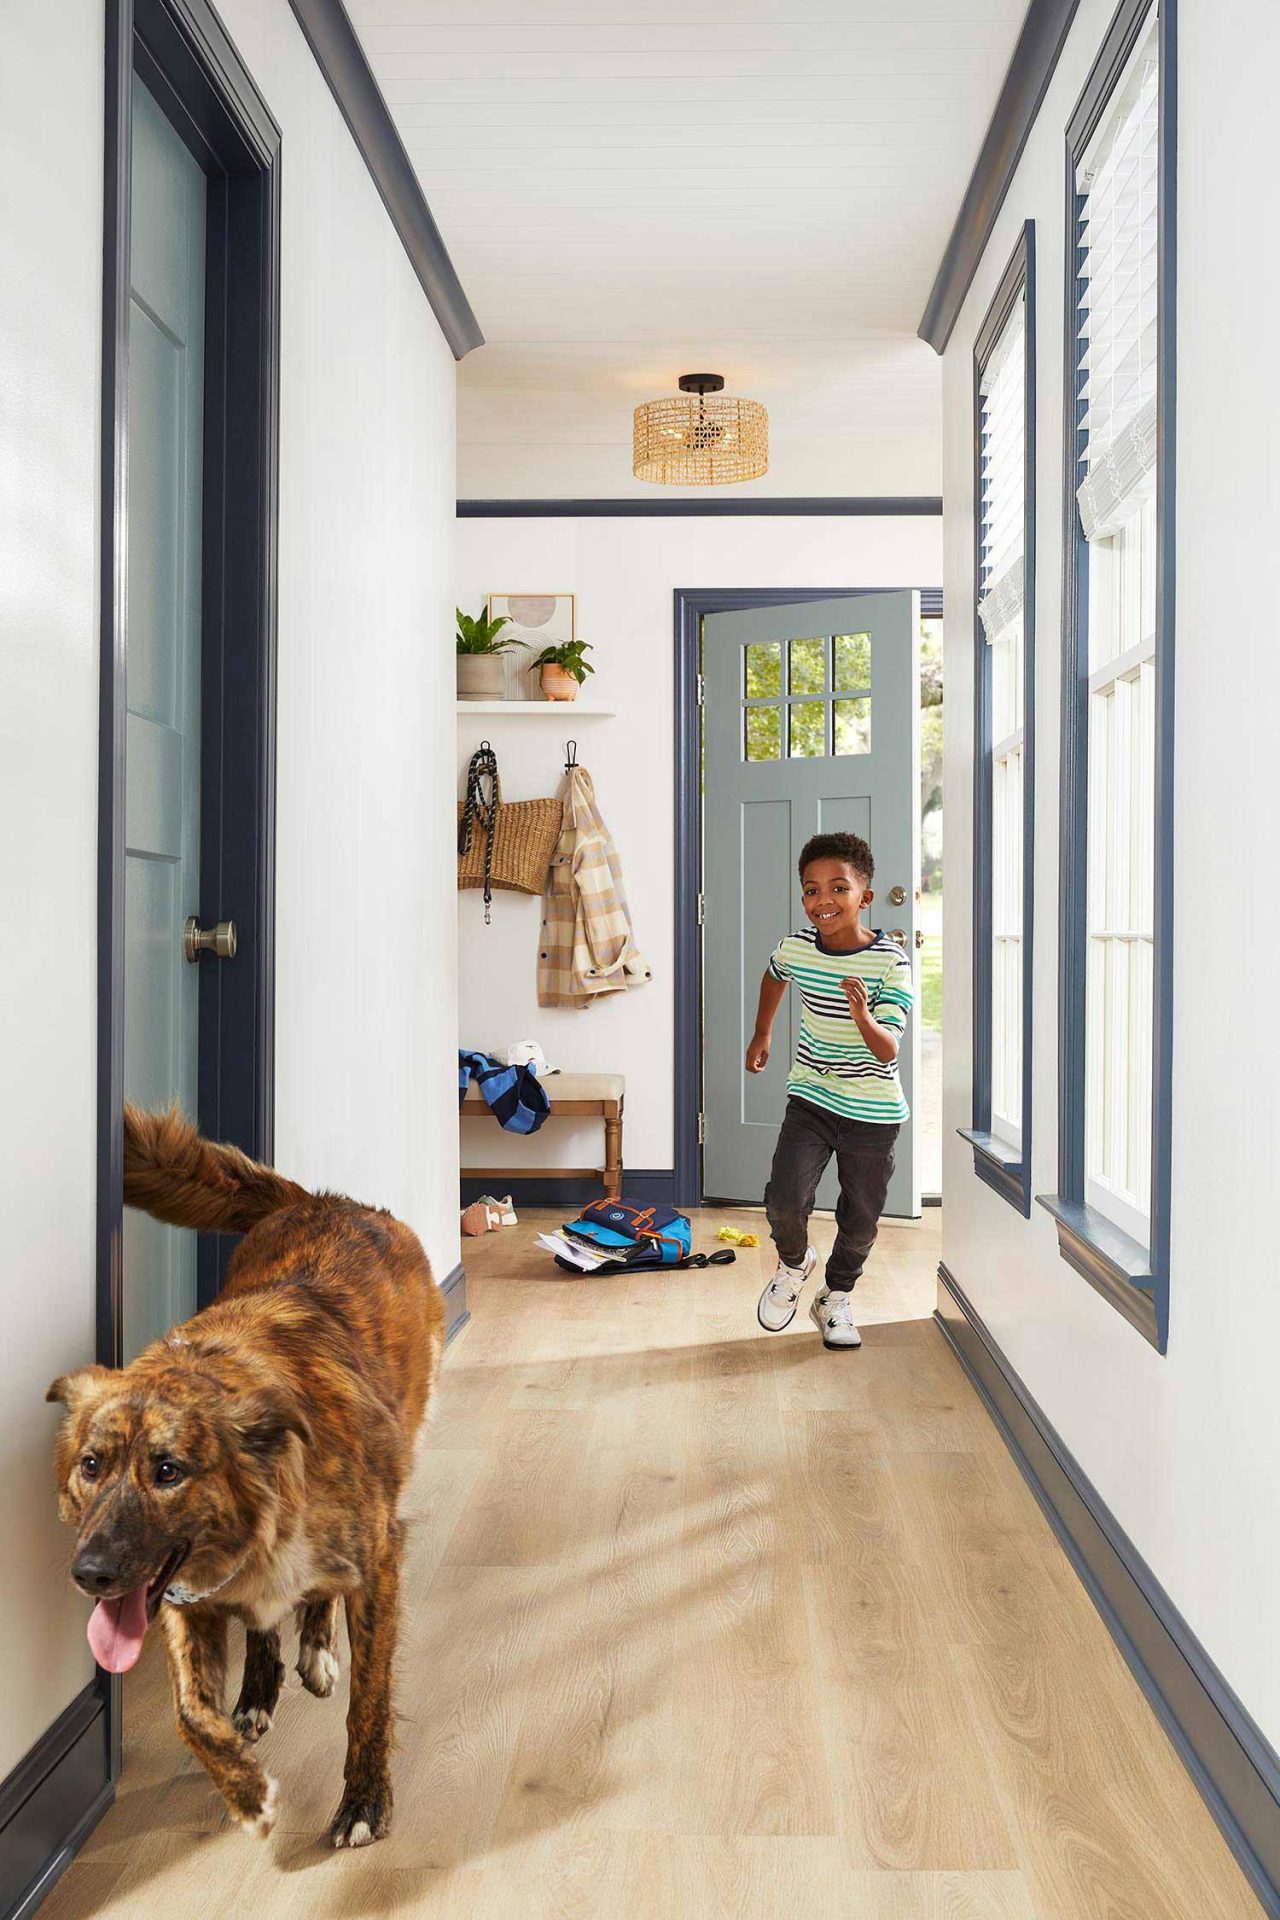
left=98, top=0, right=280, bottom=1775
left=673, top=586, right=943, bottom=1209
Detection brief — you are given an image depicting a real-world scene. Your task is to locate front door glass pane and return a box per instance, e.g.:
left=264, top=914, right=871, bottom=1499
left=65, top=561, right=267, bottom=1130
left=833, top=697, right=871, bottom=756
left=834, top=631, right=872, bottom=691
left=788, top=702, right=826, bottom=757
left=745, top=641, right=782, bottom=699
left=789, top=637, right=826, bottom=694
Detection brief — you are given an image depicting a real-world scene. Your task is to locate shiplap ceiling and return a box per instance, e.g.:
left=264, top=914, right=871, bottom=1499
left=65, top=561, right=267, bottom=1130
left=347, top=0, right=1030, bottom=491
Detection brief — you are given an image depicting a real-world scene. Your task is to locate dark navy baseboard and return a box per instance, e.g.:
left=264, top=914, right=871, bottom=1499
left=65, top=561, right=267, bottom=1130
left=440, top=1260, right=469, bottom=1343
left=460, top=1169, right=676, bottom=1211
left=0, top=1684, right=112, bottom=1920
left=937, top=1263, right=1280, bottom=1917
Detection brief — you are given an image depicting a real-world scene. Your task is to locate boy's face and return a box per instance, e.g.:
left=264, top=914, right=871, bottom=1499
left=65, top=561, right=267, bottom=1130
left=800, top=857, right=873, bottom=941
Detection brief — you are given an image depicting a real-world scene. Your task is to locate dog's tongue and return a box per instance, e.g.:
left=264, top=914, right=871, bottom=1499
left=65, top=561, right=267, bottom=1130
left=87, top=1584, right=151, bottom=1673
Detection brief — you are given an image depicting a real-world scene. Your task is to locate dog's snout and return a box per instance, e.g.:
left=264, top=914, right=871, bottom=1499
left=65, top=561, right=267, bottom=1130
left=73, top=1547, right=121, bottom=1595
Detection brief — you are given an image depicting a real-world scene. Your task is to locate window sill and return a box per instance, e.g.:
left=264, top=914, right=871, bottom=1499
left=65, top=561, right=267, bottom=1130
left=959, top=1128, right=1030, bottom=1215
left=1036, top=1193, right=1160, bottom=1349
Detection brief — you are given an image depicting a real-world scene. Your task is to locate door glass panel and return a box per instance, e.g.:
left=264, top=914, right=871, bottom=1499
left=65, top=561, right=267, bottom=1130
left=834, top=631, right=872, bottom=691
left=833, top=697, right=871, bottom=756
left=745, top=641, right=782, bottom=699
left=745, top=705, right=782, bottom=762
left=123, top=82, right=207, bottom=1361
left=789, top=637, right=826, bottom=694
left=788, top=702, right=826, bottom=757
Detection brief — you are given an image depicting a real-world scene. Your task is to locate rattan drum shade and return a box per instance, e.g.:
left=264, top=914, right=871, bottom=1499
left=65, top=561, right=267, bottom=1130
left=633, top=375, right=768, bottom=486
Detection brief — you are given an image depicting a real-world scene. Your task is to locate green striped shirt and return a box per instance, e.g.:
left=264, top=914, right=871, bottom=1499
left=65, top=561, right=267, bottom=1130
left=768, top=927, right=913, bottom=1124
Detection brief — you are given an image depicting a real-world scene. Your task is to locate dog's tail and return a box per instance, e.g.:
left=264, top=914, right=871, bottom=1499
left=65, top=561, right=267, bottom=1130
left=123, top=1105, right=310, bottom=1234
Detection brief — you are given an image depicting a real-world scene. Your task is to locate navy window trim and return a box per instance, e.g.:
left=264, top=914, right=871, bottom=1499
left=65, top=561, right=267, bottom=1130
left=960, top=220, right=1036, bottom=1217
left=1036, top=0, right=1176, bottom=1353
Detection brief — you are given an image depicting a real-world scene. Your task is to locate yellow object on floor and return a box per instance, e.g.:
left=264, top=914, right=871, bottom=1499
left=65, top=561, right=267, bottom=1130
left=715, top=1225, right=759, bottom=1247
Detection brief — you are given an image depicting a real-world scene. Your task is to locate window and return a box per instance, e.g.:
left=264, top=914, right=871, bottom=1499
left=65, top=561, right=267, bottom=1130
left=963, top=223, right=1035, bottom=1213
left=1040, top=0, right=1173, bottom=1351
left=742, top=633, right=872, bottom=762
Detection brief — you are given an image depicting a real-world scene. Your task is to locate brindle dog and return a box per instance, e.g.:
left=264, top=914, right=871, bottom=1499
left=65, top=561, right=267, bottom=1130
left=47, top=1107, right=445, bottom=1847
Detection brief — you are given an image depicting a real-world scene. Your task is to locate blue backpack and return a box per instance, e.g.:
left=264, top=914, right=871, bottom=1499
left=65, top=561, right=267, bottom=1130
left=556, top=1198, right=733, bottom=1274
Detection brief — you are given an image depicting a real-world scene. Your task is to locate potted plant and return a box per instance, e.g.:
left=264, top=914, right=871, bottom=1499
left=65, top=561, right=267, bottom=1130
left=456, top=606, right=527, bottom=701
left=527, top=639, right=594, bottom=702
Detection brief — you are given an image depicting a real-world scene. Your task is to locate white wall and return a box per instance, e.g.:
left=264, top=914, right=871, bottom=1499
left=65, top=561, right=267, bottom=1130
left=456, top=514, right=942, bottom=1174
left=0, top=0, right=105, bottom=1780
left=0, top=0, right=459, bottom=1782
left=942, top=0, right=1280, bottom=1749
left=218, top=0, right=460, bottom=1281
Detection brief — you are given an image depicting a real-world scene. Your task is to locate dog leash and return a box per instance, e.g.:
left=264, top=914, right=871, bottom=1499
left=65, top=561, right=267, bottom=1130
left=458, top=740, right=500, bottom=924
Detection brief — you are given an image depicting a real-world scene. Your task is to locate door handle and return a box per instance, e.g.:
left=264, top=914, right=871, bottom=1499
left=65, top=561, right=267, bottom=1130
left=184, top=916, right=237, bottom=962
left=915, top=929, right=925, bottom=950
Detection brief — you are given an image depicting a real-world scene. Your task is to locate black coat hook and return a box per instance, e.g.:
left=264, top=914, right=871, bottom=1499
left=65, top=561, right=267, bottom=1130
left=564, top=739, right=579, bottom=773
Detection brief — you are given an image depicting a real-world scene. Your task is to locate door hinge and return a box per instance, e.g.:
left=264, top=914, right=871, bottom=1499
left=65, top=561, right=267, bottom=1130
left=697, top=891, right=705, bottom=926
left=697, top=1111, right=706, bottom=1145
left=696, top=672, right=705, bottom=707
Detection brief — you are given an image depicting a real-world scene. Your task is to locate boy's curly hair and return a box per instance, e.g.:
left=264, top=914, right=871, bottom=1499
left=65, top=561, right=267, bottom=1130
left=798, top=831, right=874, bottom=884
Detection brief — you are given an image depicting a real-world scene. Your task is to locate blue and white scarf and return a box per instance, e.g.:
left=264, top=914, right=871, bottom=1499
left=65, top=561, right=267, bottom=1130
left=458, top=1050, right=550, bottom=1134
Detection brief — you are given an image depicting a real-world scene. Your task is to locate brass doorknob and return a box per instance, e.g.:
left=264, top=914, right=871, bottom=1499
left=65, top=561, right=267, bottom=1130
left=888, top=885, right=907, bottom=906
left=184, top=917, right=237, bottom=962
left=890, top=928, right=908, bottom=945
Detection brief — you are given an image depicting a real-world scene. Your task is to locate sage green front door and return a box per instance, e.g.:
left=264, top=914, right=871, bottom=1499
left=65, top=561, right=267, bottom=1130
left=702, top=594, right=921, bottom=1219
left=122, top=82, right=207, bottom=1359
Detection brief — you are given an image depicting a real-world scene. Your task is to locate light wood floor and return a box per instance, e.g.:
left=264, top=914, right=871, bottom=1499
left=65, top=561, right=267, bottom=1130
left=44, top=1208, right=1261, bottom=1919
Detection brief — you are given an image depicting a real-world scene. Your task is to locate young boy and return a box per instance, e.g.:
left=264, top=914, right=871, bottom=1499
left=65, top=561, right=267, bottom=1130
left=747, top=831, right=913, bottom=1350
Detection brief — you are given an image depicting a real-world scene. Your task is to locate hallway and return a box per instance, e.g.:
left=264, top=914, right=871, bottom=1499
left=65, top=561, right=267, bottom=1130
left=42, top=1212, right=1259, bottom=1919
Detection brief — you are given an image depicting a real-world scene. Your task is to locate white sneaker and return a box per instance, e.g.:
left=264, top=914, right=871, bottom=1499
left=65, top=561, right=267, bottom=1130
left=757, top=1248, right=817, bottom=1332
left=810, top=1288, right=862, bottom=1349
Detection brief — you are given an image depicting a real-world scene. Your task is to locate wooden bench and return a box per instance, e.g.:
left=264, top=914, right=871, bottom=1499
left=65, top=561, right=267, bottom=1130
left=461, top=1071, right=625, bottom=1199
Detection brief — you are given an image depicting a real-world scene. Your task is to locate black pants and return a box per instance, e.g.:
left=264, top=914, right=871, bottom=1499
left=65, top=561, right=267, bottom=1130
left=764, top=1097, right=899, bottom=1292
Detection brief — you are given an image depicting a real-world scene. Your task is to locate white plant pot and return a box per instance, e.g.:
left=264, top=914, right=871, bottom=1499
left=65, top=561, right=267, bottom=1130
left=457, top=654, right=505, bottom=701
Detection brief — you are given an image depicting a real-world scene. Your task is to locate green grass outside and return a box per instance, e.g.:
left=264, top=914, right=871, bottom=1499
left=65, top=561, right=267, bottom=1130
left=919, top=888, right=942, bottom=1034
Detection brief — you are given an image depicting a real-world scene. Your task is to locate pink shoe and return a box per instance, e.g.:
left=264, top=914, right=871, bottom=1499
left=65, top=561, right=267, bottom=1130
left=461, top=1200, right=498, bottom=1237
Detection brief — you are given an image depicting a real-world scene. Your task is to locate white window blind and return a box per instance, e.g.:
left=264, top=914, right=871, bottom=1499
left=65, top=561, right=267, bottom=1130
left=1075, top=8, right=1159, bottom=541
left=977, top=296, right=1025, bottom=645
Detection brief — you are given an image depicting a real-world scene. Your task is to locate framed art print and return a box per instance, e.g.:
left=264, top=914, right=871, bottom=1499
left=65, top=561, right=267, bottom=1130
left=488, top=593, right=577, bottom=700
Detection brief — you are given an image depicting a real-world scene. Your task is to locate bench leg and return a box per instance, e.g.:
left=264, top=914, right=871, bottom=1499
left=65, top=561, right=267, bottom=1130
left=603, top=1106, right=623, bottom=1200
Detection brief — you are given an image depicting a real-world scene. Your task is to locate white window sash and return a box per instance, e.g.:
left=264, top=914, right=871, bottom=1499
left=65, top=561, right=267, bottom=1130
left=1088, top=632, right=1155, bottom=697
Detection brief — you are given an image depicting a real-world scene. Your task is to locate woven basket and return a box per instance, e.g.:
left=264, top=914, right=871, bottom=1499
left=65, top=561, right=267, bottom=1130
left=457, top=792, right=561, bottom=896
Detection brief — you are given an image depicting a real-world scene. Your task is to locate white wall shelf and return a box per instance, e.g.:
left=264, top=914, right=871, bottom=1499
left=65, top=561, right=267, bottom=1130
left=455, top=700, right=616, bottom=716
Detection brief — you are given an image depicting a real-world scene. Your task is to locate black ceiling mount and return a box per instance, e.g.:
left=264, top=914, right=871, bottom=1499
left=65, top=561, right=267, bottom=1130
left=677, top=373, right=725, bottom=395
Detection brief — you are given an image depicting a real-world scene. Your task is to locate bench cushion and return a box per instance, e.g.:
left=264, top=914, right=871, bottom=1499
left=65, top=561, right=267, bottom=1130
left=462, top=1070, right=624, bottom=1107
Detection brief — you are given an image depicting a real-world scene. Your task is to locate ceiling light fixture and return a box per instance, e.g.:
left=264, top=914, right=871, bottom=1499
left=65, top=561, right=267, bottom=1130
left=632, top=373, right=768, bottom=486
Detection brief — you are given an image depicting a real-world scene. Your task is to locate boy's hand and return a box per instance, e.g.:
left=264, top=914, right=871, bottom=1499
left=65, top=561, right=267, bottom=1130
left=745, top=1031, right=771, bottom=1074
left=842, top=976, right=870, bottom=1020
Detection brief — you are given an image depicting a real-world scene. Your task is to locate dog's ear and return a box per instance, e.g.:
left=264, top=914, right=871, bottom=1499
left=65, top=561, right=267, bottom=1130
left=46, top=1365, right=113, bottom=1411
left=233, top=1387, right=313, bottom=1457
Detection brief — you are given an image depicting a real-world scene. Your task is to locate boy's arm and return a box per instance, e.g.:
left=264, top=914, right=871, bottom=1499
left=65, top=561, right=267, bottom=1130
left=746, top=971, right=787, bottom=1073
left=842, top=977, right=900, bottom=1063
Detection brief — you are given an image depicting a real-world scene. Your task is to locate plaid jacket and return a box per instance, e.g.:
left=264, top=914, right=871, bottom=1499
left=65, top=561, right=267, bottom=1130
left=538, top=767, right=651, bottom=1008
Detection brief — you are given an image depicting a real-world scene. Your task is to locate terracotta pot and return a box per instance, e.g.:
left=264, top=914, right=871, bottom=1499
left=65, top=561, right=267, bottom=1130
left=539, top=663, right=580, bottom=702
left=457, top=653, right=505, bottom=701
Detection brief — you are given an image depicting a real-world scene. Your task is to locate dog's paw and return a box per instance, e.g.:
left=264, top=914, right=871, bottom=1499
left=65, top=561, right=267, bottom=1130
left=297, top=1644, right=340, bottom=1698
left=233, top=1705, right=274, bottom=1743
left=329, top=1787, right=391, bottom=1849
left=231, top=1774, right=279, bottom=1839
